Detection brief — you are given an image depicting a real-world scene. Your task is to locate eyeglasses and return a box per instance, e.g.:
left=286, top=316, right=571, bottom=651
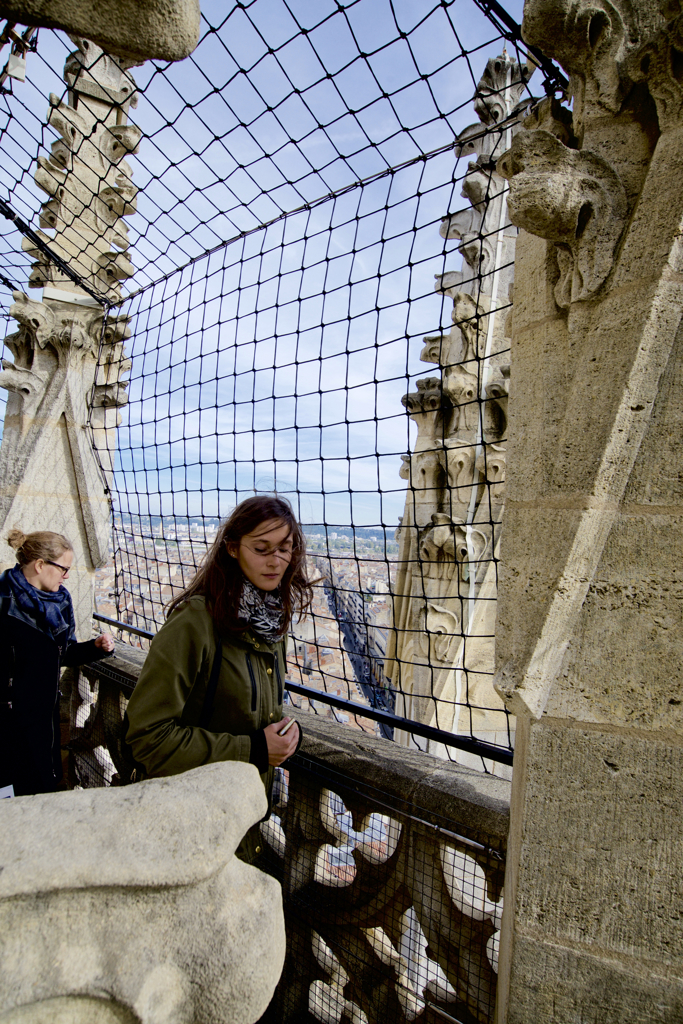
left=45, top=560, right=70, bottom=576
left=241, top=542, right=293, bottom=561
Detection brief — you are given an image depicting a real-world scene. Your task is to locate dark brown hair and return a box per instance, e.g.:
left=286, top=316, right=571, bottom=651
left=166, top=495, right=312, bottom=636
left=7, top=528, right=73, bottom=566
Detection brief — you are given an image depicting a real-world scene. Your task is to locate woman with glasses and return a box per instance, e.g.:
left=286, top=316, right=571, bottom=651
left=0, top=528, right=114, bottom=797
left=126, top=495, right=312, bottom=863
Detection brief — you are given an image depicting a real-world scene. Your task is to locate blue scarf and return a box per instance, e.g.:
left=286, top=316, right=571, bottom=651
left=7, top=564, right=75, bottom=642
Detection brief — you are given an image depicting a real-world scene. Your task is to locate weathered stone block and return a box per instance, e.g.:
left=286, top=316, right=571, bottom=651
left=516, top=722, right=683, bottom=965
left=507, top=933, right=683, bottom=1024
left=547, top=513, right=683, bottom=728
left=0, top=1, right=200, bottom=62
left=0, top=763, right=286, bottom=1024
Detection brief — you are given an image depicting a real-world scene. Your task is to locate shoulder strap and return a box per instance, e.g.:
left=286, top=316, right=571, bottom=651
left=198, top=634, right=222, bottom=729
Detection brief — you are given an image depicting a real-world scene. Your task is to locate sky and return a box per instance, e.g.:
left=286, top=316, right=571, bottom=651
left=0, top=0, right=529, bottom=529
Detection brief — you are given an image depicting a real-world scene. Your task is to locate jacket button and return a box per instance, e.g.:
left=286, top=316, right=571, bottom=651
left=256, top=846, right=261, bottom=854
left=270, top=712, right=274, bottom=720
left=254, top=643, right=260, bottom=649
left=267, top=667, right=272, bottom=675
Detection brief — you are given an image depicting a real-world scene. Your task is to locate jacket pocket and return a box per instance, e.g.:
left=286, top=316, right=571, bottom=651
left=274, top=655, right=282, bottom=704
left=246, top=651, right=257, bottom=713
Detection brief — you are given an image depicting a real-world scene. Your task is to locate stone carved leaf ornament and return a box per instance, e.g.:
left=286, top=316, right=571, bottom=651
left=418, top=602, right=461, bottom=663
left=10, top=290, right=55, bottom=348
left=498, top=129, right=628, bottom=307
left=474, top=53, right=532, bottom=126
left=419, top=513, right=456, bottom=564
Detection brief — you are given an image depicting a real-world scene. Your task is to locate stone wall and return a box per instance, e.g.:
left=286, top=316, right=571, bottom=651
left=494, top=0, right=683, bottom=1018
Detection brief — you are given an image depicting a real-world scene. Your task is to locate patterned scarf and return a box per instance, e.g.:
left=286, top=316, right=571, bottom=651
left=238, top=578, right=285, bottom=644
left=7, top=564, right=75, bottom=641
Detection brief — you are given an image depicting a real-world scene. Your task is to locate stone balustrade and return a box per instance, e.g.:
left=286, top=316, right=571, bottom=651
left=73, top=640, right=511, bottom=1024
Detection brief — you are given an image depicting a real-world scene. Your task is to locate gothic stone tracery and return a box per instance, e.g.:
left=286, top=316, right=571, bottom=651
left=0, top=38, right=135, bottom=636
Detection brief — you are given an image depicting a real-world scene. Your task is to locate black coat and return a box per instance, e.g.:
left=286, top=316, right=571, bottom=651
left=0, top=571, right=110, bottom=796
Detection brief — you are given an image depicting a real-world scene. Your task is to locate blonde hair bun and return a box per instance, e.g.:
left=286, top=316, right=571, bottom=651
left=6, top=528, right=26, bottom=551
left=5, top=529, right=72, bottom=566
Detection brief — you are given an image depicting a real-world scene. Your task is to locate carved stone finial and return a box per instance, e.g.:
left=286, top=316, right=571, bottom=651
left=474, top=51, right=531, bottom=126
left=498, top=129, right=628, bottom=306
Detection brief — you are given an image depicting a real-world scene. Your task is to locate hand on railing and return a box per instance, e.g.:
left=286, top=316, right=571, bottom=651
left=94, top=633, right=115, bottom=653
left=264, top=718, right=299, bottom=766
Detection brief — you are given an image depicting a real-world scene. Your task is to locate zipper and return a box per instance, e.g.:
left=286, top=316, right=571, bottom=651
left=274, top=656, right=282, bottom=704
left=4, top=645, right=12, bottom=709
left=245, top=651, right=257, bottom=713
left=51, top=645, right=63, bottom=780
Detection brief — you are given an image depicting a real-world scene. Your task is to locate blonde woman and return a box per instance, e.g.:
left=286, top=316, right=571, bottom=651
left=0, top=529, right=114, bottom=797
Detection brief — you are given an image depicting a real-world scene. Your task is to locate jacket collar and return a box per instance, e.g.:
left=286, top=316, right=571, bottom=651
left=241, top=631, right=278, bottom=652
left=0, top=571, right=68, bottom=641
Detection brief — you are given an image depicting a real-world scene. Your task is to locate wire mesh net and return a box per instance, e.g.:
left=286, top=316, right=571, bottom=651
left=0, top=0, right=563, bottom=770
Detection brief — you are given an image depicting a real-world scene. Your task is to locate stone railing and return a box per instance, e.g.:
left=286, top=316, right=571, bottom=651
left=75, top=641, right=511, bottom=1024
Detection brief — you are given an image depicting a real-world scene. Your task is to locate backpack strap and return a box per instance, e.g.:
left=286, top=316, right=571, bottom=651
left=119, top=633, right=223, bottom=785
left=198, top=634, right=222, bottom=729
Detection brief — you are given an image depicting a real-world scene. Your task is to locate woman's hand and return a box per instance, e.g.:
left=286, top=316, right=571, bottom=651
left=95, top=633, right=115, bottom=653
left=264, top=717, right=300, bottom=766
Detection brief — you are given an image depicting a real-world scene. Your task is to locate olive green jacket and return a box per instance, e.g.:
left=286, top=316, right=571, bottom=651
left=125, top=595, right=286, bottom=862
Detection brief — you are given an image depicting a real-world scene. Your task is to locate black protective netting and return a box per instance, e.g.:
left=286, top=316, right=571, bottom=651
left=0, top=0, right=563, bottom=770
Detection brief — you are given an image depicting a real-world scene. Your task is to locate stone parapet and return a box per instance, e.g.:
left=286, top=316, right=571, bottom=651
left=75, top=641, right=511, bottom=1024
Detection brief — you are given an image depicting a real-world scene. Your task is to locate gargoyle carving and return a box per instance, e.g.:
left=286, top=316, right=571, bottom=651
left=438, top=206, right=497, bottom=285
left=627, top=13, right=683, bottom=132
left=498, top=129, right=628, bottom=306
left=399, top=448, right=444, bottom=500
left=10, top=290, right=55, bottom=347
left=451, top=291, right=488, bottom=364
left=0, top=360, right=50, bottom=418
left=454, top=51, right=533, bottom=165
left=420, top=333, right=449, bottom=366
left=441, top=440, right=477, bottom=496
left=461, top=164, right=498, bottom=213
left=441, top=366, right=479, bottom=435
left=521, top=0, right=635, bottom=117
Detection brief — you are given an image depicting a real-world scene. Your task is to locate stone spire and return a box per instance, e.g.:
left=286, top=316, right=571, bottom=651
left=0, top=38, right=138, bottom=636
left=385, top=51, right=531, bottom=769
